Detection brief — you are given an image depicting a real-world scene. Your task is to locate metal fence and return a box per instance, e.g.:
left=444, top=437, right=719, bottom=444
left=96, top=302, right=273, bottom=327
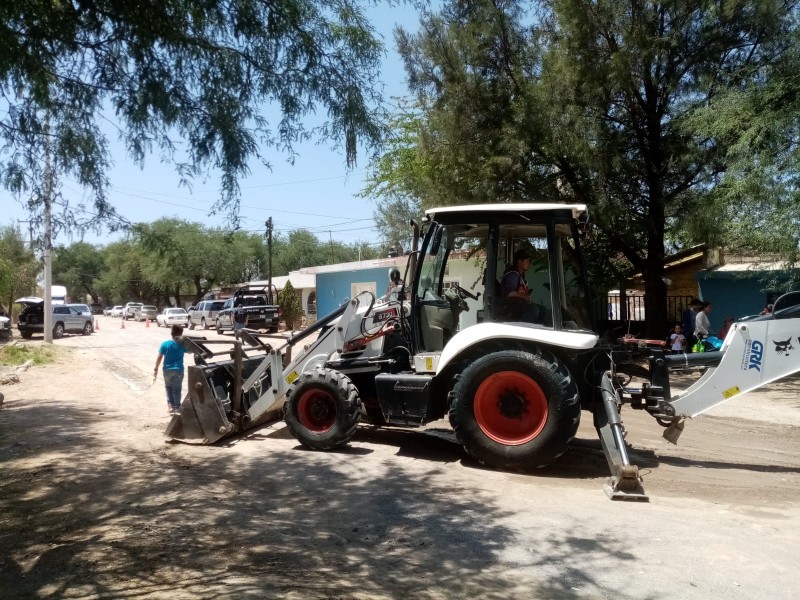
left=593, top=295, right=695, bottom=324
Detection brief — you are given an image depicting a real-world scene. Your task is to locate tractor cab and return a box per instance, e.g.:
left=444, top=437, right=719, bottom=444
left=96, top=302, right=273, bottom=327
left=409, top=203, right=594, bottom=356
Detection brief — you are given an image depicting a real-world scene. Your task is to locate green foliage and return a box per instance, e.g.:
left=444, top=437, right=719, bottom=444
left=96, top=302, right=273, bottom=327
left=0, top=344, right=59, bottom=367
left=367, top=0, right=798, bottom=334
left=272, top=229, right=381, bottom=275
left=52, top=242, right=105, bottom=303
left=278, top=280, right=304, bottom=329
left=52, top=218, right=378, bottom=305
left=0, top=0, right=384, bottom=231
left=0, top=226, right=39, bottom=315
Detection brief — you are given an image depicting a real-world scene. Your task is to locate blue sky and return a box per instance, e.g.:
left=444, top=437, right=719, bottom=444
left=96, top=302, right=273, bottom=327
left=2, top=3, right=424, bottom=250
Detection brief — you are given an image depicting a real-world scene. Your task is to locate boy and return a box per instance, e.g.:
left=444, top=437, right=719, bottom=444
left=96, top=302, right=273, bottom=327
left=154, top=324, right=189, bottom=415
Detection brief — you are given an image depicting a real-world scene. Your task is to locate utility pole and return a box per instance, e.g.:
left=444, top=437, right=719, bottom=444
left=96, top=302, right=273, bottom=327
left=43, top=117, right=54, bottom=343
left=266, top=217, right=273, bottom=304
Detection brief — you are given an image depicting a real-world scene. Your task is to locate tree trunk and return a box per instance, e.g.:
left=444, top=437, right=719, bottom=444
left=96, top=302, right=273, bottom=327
left=194, top=276, right=203, bottom=304
left=643, top=194, right=668, bottom=339
left=174, top=286, right=181, bottom=308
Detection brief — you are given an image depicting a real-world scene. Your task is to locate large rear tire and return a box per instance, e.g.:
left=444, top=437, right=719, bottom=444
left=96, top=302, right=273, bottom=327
left=449, top=349, right=580, bottom=471
left=284, top=368, right=362, bottom=450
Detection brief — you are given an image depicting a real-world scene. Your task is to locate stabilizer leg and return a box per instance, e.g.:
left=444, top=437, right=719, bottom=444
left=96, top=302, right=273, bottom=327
left=595, top=372, right=648, bottom=501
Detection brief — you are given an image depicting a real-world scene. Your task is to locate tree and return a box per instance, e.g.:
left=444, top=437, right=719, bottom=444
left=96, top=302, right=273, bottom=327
left=52, top=242, right=105, bottom=303
left=279, top=280, right=304, bottom=329
left=684, top=38, right=800, bottom=284
left=370, top=0, right=798, bottom=336
left=1, top=0, right=385, bottom=232
left=360, top=107, right=432, bottom=248
left=272, top=229, right=381, bottom=275
left=0, top=226, right=39, bottom=315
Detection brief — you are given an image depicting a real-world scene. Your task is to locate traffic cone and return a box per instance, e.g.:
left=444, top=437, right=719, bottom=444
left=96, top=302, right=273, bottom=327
left=121, top=318, right=125, bottom=329
left=95, top=319, right=100, bottom=330
left=146, top=318, right=150, bottom=328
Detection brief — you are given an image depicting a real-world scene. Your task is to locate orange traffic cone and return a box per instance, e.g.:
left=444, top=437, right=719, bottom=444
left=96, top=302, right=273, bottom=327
left=120, top=318, right=125, bottom=329
left=95, top=319, right=100, bottom=330
left=146, top=318, right=150, bottom=328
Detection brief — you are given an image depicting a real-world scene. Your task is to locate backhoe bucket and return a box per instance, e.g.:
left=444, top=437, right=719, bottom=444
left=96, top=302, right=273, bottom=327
left=165, top=365, right=235, bottom=444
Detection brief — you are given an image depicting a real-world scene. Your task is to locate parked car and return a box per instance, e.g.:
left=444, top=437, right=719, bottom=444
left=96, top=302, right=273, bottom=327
left=188, top=300, right=226, bottom=330
left=73, top=304, right=92, bottom=316
left=0, top=314, right=11, bottom=340
left=135, top=305, right=158, bottom=321
left=123, top=302, right=143, bottom=320
left=110, top=305, right=124, bottom=318
left=15, top=298, right=94, bottom=339
left=90, top=303, right=104, bottom=315
left=103, top=306, right=113, bottom=316
left=156, top=308, right=189, bottom=328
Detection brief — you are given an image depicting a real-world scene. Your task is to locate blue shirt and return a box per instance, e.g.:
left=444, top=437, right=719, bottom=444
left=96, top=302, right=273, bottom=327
left=159, top=339, right=187, bottom=371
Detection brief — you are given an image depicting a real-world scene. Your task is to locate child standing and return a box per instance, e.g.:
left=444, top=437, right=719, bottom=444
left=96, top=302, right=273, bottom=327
left=669, top=324, right=686, bottom=354
left=154, top=324, right=190, bottom=415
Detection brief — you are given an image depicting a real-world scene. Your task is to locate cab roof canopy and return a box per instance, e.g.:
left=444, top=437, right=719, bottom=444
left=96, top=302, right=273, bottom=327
left=425, top=203, right=587, bottom=223
left=425, top=203, right=588, bottom=238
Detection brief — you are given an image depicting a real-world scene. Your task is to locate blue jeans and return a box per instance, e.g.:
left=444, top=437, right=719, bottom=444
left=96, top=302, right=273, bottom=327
left=163, top=369, right=184, bottom=411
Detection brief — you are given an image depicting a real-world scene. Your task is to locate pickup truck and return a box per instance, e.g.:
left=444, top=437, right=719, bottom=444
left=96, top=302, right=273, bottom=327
left=215, top=285, right=281, bottom=334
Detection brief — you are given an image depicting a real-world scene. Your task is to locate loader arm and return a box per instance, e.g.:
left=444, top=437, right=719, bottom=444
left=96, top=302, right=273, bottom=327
left=668, top=316, right=800, bottom=417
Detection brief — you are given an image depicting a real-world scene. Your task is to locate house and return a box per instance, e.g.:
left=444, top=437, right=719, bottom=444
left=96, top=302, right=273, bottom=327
left=697, top=258, right=799, bottom=326
left=308, top=253, right=485, bottom=323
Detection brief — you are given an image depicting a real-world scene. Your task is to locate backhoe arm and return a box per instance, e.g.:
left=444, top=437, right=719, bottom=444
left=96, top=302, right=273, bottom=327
left=669, top=317, right=800, bottom=418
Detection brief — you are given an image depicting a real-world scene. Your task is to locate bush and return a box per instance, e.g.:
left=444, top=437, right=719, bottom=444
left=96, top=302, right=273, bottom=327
left=0, top=344, right=59, bottom=366
left=278, top=281, right=304, bottom=330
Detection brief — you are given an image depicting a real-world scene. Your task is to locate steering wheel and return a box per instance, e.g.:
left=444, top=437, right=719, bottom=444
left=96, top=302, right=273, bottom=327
left=446, top=284, right=481, bottom=312
left=453, top=283, right=481, bottom=301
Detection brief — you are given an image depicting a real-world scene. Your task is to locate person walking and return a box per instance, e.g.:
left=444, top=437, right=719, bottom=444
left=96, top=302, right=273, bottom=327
left=682, top=298, right=700, bottom=352
left=154, top=324, right=189, bottom=415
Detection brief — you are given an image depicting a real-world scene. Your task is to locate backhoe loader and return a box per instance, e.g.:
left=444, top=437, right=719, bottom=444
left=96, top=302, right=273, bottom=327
left=166, top=203, right=800, bottom=500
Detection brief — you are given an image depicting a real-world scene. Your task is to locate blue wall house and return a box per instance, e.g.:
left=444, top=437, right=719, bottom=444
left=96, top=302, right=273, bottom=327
left=697, top=261, right=800, bottom=331
left=312, top=257, right=410, bottom=317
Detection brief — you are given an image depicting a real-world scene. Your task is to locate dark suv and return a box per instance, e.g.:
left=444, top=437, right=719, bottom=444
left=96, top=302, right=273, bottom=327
left=16, top=299, right=94, bottom=339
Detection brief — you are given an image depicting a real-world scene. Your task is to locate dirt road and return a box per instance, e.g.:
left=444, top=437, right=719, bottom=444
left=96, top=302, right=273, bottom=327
left=1, top=316, right=799, bottom=599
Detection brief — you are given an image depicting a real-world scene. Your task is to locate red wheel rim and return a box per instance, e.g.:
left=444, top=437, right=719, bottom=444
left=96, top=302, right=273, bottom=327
left=473, top=371, right=548, bottom=445
left=297, top=389, right=337, bottom=433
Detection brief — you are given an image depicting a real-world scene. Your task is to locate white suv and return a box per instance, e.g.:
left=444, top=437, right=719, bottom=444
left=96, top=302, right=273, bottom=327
left=123, top=302, right=143, bottom=320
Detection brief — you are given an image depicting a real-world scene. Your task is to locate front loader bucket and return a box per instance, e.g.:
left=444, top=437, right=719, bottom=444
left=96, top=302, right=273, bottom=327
left=165, top=365, right=235, bottom=444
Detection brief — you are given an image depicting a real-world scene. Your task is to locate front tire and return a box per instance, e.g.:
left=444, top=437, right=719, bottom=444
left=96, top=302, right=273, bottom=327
left=201, top=318, right=208, bottom=330
left=82, top=322, right=93, bottom=335
left=284, top=369, right=362, bottom=450
left=449, top=349, right=580, bottom=471
left=215, top=319, right=222, bottom=334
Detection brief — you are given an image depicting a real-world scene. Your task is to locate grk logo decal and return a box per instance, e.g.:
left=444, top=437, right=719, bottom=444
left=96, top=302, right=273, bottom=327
left=748, top=340, right=764, bottom=371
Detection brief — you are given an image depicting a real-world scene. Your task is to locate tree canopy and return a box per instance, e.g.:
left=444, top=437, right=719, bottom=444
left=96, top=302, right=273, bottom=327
left=362, top=0, right=800, bottom=335
left=1, top=0, right=385, bottom=232
left=51, top=218, right=382, bottom=305
left=0, top=226, right=38, bottom=314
